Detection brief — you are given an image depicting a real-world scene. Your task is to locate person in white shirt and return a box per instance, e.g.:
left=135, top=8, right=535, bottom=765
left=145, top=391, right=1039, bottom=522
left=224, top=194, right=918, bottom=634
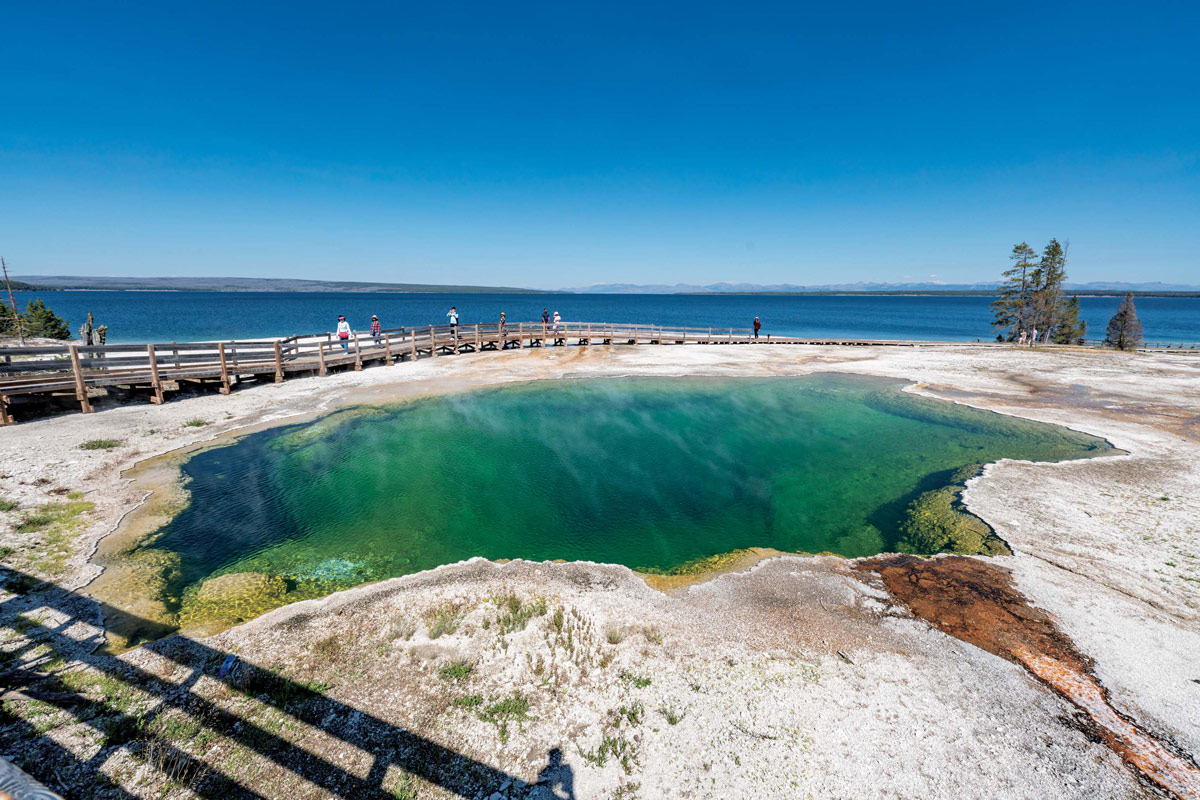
left=446, top=306, right=459, bottom=338
left=336, top=315, right=351, bottom=351
left=552, top=311, right=563, bottom=345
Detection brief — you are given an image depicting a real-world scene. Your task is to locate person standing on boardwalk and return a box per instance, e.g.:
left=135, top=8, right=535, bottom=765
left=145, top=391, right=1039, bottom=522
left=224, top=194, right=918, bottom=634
left=753, top=317, right=761, bottom=339
left=1030, top=327, right=1038, bottom=346
left=336, top=315, right=351, bottom=351
left=446, top=306, right=459, bottom=339
left=499, top=311, right=509, bottom=348
left=552, top=310, right=563, bottom=345
left=542, top=308, right=550, bottom=325
left=370, top=314, right=382, bottom=345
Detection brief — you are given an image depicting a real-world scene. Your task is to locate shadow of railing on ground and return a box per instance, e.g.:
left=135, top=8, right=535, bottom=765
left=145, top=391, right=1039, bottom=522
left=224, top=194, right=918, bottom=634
left=0, top=566, right=547, bottom=799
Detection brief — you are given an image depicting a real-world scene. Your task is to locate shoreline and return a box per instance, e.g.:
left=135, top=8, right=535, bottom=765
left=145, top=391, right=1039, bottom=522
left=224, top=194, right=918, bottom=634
left=2, top=343, right=1198, bottom=798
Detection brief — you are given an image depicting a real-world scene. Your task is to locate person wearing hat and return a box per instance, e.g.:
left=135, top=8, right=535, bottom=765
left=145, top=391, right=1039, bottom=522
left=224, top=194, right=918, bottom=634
left=336, top=314, right=352, bottom=351
left=370, top=314, right=382, bottom=345
left=499, top=311, right=509, bottom=347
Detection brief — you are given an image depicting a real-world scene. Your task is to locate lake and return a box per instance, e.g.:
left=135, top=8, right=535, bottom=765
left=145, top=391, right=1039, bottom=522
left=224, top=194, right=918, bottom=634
left=14, top=290, right=1200, bottom=344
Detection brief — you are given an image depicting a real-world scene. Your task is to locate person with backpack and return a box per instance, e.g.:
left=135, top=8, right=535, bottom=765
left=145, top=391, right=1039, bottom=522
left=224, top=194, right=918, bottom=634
left=753, top=317, right=761, bottom=339
left=336, top=315, right=351, bottom=351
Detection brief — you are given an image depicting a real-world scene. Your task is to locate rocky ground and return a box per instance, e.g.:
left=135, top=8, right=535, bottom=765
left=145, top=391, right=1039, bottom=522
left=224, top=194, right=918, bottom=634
left=1, top=342, right=1198, bottom=799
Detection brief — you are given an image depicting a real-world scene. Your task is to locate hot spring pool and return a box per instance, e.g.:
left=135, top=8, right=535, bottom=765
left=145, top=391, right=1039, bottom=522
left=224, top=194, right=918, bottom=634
left=102, top=375, right=1112, bottom=634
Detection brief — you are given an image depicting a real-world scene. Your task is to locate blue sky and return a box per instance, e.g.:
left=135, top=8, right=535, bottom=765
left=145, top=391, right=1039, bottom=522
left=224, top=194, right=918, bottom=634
left=1, top=1, right=1197, bottom=288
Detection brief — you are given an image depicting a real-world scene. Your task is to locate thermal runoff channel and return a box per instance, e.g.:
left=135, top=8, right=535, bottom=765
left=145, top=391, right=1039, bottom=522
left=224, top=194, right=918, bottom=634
left=127, top=376, right=1111, bottom=632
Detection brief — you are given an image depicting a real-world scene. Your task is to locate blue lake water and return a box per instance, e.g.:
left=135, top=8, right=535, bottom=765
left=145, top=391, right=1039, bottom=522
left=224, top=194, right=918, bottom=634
left=13, top=290, right=1199, bottom=344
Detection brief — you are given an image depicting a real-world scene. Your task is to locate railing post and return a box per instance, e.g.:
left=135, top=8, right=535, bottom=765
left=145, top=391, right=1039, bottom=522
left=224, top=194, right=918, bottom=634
left=411, top=329, right=418, bottom=360
left=218, top=342, right=232, bottom=394
left=384, top=332, right=392, bottom=362
left=274, top=341, right=286, bottom=382
left=728, top=327, right=733, bottom=344
left=353, top=335, right=363, bottom=371
left=429, top=326, right=437, bottom=357
left=0, top=394, right=12, bottom=425
left=68, top=344, right=93, bottom=414
left=317, top=340, right=327, bottom=376
left=146, top=344, right=165, bottom=404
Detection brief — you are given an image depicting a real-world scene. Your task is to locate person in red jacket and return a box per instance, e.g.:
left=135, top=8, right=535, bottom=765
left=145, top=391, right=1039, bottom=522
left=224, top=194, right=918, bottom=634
left=753, top=317, right=761, bottom=339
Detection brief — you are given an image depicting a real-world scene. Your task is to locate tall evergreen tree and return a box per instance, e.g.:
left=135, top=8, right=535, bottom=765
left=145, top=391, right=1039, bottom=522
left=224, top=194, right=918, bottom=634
left=23, top=298, right=71, bottom=340
left=1030, top=238, right=1067, bottom=341
left=991, top=242, right=1037, bottom=340
left=0, top=300, right=16, bottom=337
left=1104, top=292, right=1144, bottom=351
left=1051, top=296, right=1087, bottom=344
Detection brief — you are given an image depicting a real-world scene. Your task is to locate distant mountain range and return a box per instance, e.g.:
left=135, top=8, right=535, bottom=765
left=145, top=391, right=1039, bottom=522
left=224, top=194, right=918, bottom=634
left=563, top=281, right=1200, bottom=295
left=11, top=275, right=545, bottom=294
left=9, top=275, right=1198, bottom=296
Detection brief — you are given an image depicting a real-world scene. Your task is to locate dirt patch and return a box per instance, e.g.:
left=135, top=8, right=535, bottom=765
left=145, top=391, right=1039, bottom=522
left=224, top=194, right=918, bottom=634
left=856, top=555, right=1200, bottom=799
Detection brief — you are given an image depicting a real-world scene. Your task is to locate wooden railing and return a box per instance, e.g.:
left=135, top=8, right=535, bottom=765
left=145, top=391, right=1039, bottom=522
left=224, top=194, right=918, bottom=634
left=1, top=322, right=1190, bottom=423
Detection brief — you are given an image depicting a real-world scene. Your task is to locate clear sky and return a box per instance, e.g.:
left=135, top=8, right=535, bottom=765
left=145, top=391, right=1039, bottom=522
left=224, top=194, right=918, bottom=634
left=2, top=1, right=1197, bottom=288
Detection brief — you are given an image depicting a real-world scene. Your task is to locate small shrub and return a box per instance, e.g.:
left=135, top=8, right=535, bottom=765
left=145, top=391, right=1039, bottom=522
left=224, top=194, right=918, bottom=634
left=438, top=659, right=475, bottom=681
left=659, top=703, right=685, bottom=725
left=79, top=439, right=122, bottom=450
left=494, top=593, right=547, bottom=635
left=183, top=418, right=208, bottom=428
left=0, top=497, right=18, bottom=512
left=479, top=693, right=531, bottom=743
left=387, top=617, right=416, bottom=641
left=620, top=671, right=651, bottom=689
left=606, top=627, right=626, bottom=645
left=452, top=694, right=483, bottom=710
left=426, top=604, right=463, bottom=639
left=642, top=627, right=663, bottom=645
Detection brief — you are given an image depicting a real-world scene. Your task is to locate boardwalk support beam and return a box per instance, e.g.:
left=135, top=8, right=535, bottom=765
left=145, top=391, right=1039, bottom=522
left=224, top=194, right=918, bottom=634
left=69, top=345, right=93, bottom=414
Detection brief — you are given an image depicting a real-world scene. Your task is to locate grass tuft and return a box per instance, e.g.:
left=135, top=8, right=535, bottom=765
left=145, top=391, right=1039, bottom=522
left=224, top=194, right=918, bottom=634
left=79, top=439, right=122, bottom=450
left=183, top=418, right=208, bottom=428
left=438, top=659, right=475, bottom=681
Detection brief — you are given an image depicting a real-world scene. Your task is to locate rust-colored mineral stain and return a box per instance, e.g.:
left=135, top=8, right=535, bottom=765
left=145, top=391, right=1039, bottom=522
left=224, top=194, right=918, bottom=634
left=856, top=555, right=1200, bottom=799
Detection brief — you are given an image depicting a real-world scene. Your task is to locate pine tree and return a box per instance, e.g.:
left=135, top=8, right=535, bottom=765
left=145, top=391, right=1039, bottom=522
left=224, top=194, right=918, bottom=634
left=991, top=242, right=1037, bottom=340
left=0, top=301, right=16, bottom=337
left=23, top=298, right=71, bottom=340
left=1030, top=238, right=1067, bottom=342
left=1051, top=296, right=1087, bottom=344
left=1104, top=292, right=1144, bottom=351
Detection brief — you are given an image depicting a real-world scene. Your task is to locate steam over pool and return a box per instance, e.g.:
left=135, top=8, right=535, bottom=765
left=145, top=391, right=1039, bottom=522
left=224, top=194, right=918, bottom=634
left=118, top=376, right=1111, bottom=632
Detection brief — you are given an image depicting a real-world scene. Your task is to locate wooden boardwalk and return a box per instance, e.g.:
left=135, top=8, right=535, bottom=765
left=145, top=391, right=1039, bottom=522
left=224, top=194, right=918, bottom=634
left=1, top=321, right=1194, bottom=424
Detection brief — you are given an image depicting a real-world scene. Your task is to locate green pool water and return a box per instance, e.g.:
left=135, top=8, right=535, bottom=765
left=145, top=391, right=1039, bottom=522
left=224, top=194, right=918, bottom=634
left=126, top=375, right=1110, bottom=630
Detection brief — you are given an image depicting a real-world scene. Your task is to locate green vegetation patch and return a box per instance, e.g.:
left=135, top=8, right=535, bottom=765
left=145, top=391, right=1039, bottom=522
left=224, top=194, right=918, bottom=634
left=478, top=692, right=531, bottom=743
left=0, top=497, right=18, bottom=512
left=80, top=439, right=123, bottom=450
left=182, top=418, right=209, bottom=428
left=438, top=659, right=475, bottom=680
left=14, top=499, right=94, bottom=576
